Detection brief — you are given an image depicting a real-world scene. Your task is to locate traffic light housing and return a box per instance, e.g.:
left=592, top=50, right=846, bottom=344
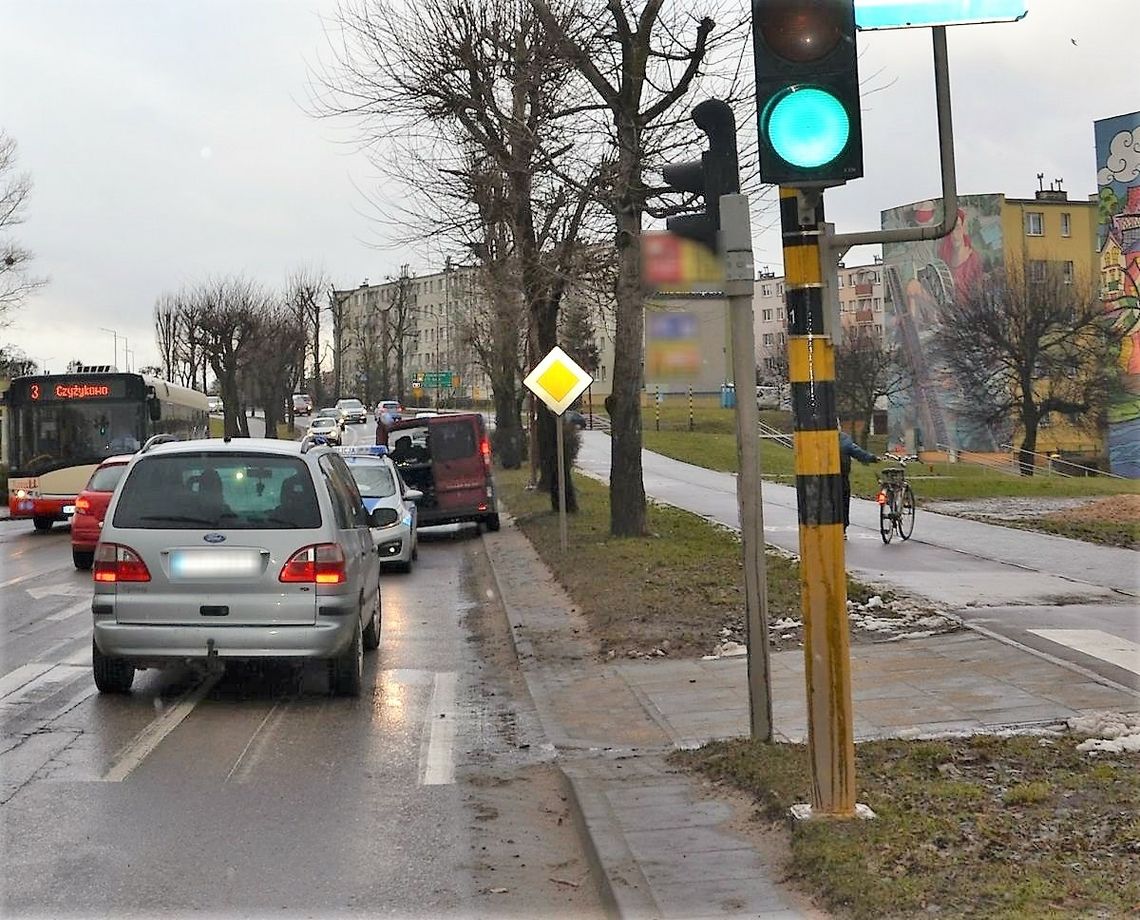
left=662, top=99, right=740, bottom=251
left=753, top=0, right=862, bottom=186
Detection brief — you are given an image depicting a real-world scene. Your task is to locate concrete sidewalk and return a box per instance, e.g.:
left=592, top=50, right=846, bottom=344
left=481, top=514, right=1140, bottom=919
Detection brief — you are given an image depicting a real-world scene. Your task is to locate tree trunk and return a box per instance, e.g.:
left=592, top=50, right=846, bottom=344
left=1018, top=410, right=1039, bottom=477
left=493, top=386, right=524, bottom=469
left=608, top=129, right=647, bottom=536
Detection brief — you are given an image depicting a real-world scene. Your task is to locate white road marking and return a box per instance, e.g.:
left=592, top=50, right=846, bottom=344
left=28, top=583, right=91, bottom=600
left=224, top=702, right=284, bottom=783
left=48, top=599, right=91, bottom=622
left=1028, top=629, right=1140, bottom=676
left=420, top=671, right=458, bottom=786
left=100, top=672, right=221, bottom=782
left=0, top=662, right=56, bottom=700
left=0, top=566, right=73, bottom=590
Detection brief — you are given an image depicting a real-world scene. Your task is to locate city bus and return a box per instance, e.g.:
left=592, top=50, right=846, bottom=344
left=3, top=371, right=209, bottom=530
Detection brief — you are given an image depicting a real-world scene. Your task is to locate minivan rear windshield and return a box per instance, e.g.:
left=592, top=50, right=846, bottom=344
left=113, top=453, right=321, bottom=529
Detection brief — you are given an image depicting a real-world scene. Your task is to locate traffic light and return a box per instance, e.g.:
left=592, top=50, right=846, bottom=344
left=662, top=99, right=740, bottom=251
left=752, top=0, right=862, bottom=186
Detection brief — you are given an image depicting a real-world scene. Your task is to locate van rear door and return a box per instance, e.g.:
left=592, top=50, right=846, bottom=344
left=427, top=415, right=488, bottom=515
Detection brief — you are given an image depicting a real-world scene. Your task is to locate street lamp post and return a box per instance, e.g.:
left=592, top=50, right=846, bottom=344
left=99, top=327, right=120, bottom=369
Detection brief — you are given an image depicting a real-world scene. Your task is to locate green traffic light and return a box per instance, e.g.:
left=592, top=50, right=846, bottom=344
left=766, top=86, right=850, bottom=169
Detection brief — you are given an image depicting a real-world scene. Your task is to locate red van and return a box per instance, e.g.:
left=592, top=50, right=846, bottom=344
left=386, top=413, right=499, bottom=531
left=71, top=455, right=133, bottom=569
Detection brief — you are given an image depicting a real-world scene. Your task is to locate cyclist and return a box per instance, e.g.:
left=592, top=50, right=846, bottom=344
left=839, top=422, right=878, bottom=538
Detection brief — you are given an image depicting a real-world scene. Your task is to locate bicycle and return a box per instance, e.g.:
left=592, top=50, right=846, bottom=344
left=876, top=454, right=918, bottom=544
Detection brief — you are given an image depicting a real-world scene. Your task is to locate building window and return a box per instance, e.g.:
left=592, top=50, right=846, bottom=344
left=836, top=276, right=843, bottom=288
left=761, top=284, right=772, bottom=296
left=1029, top=260, right=1047, bottom=283
left=1062, top=261, right=1073, bottom=284
left=1025, top=211, right=1044, bottom=236
left=778, top=333, right=785, bottom=345
left=1060, top=212, right=1071, bottom=237
left=777, top=283, right=784, bottom=295
left=762, top=333, right=774, bottom=346
left=762, top=309, right=773, bottom=322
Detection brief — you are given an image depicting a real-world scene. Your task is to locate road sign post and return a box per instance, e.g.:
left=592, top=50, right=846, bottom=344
left=523, top=347, right=594, bottom=553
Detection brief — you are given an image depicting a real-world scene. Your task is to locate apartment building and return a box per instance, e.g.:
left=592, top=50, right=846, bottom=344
left=753, top=260, right=886, bottom=383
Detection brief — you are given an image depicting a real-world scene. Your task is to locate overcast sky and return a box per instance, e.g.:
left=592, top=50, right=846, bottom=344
left=1, top=0, right=1133, bottom=374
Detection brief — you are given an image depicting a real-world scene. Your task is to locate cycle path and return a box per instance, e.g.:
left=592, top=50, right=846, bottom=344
left=575, top=432, right=1139, bottom=689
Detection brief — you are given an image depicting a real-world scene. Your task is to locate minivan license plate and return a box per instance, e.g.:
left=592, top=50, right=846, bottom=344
left=170, top=549, right=262, bottom=579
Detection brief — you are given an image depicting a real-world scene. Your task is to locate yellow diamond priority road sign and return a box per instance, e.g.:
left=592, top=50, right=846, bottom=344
left=524, top=346, right=593, bottom=416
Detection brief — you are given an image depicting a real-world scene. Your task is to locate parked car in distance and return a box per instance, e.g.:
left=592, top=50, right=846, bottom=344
left=376, top=400, right=403, bottom=422
left=307, top=416, right=343, bottom=445
left=340, top=448, right=421, bottom=572
left=291, top=393, right=313, bottom=414
left=90, top=437, right=386, bottom=696
left=207, top=395, right=222, bottom=413
left=315, top=406, right=344, bottom=424
left=336, top=398, right=368, bottom=425
left=565, top=409, right=587, bottom=430
left=71, top=455, right=133, bottom=570
left=387, top=412, right=499, bottom=532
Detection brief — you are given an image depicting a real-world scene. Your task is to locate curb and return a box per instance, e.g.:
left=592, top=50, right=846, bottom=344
left=480, top=515, right=659, bottom=920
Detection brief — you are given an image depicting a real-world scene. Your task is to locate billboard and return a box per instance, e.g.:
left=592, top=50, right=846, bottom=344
left=880, top=194, right=1005, bottom=452
left=1095, top=112, right=1140, bottom=478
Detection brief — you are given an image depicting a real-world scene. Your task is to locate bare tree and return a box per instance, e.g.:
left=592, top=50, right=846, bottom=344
left=931, top=258, right=1122, bottom=475
left=285, top=268, right=331, bottom=404
left=388, top=266, right=417, bottom=401
left=314, top=0, right=609, bottom=510
left=247, top=302, right=307, bottom=438
left=154, top=289, right=208, bottom=388
left=0, top=131, right=47, bottom=323
left=529, top=0, right=742, bottom=535
left=191, top=277, right=275, bottom=438
left=329, top=287, right=351, bottom=400
left=835, top=324, right=907, bottom=448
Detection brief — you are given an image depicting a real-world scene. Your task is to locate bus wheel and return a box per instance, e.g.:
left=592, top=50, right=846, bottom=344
left=73, top=549, right=94, bottom=570
left=33, top=516, right=54, bottom=532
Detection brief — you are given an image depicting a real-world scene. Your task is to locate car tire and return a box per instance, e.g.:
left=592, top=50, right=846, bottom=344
left=330, top=618, right=363, bottom=697
left=362, top=589, right=381, bottom=651
left=73, top=548, right=94, bottom=570
left=92, top=639, right=134, bottom=693
left=33, top=516, right=54, bottom=532
left=483, top=513, right=501, bottom=533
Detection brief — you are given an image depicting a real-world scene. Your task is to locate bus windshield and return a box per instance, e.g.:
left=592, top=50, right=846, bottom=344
left=11, top=401, right=145, bottom=476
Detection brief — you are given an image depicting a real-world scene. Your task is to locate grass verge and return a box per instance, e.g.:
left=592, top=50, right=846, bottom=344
left=675, top=734, right=1140, bottom=919
left=498, top=467, right=943, bottom=660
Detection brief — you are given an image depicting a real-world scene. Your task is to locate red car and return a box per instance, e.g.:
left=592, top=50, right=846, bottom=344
left=71, top=455, right=133, bottom=570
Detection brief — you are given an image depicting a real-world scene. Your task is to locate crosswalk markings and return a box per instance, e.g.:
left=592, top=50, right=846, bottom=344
left=1027, top=629, right=1140, bottom=676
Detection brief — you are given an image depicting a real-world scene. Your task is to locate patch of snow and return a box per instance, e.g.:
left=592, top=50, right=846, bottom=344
left=1069, top=711, right=1140, bottom=754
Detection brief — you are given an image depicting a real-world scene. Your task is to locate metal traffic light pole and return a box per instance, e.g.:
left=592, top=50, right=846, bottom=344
left=663, top=99, right=773, bottom=742
left=722, top=194, right=774, bottom=743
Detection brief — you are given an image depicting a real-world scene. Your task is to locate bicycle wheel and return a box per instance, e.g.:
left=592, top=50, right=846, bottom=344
left=898, top=484, right=916, bottom=540
left=879, top=489, right=895, bottom=544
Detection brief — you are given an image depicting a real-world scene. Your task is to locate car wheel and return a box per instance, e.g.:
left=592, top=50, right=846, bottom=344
left=362, top=588, right=381, bottom=651
left=33, top=516, right=54, bottom=532
left=73, top=548, right=94, bottom=570
left=483, top=513, right=501, bottom=533
left=330, top=618, right=363, bottom=696
left=92, top=639, right=134, bottom=693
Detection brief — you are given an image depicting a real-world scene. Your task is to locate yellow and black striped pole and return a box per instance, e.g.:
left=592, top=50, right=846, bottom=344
left=780, top=187, right=856, bottom=817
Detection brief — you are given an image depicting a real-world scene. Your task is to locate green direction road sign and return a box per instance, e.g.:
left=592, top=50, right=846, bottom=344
left=420, top=372, right=453, bottom=388
left=854, top=0, right=1027, bottom=30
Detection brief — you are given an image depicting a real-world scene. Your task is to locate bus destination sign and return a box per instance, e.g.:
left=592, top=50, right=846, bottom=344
left=23, top=377, right=129, bottom=401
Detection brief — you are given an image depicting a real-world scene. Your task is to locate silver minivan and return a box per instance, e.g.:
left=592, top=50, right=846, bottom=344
left=91, top=437, right=384, bottom=696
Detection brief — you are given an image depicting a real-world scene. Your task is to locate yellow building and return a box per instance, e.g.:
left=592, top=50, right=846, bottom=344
left=881, top=185, right=1101, bottom=457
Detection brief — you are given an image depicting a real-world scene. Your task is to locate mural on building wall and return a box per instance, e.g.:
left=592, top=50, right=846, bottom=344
left=1095, top=112, right=1140, bottom=478
left=881, top=194, right=1005, bottom=451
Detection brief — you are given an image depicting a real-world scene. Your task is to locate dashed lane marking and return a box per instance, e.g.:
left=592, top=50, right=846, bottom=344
left=420, top=671, right=457, bottom=786
left=1027, top=629, right=1140, bottom=676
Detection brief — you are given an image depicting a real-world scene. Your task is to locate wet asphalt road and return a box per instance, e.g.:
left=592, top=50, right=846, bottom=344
left=0, top=502, right=575, bottom=917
